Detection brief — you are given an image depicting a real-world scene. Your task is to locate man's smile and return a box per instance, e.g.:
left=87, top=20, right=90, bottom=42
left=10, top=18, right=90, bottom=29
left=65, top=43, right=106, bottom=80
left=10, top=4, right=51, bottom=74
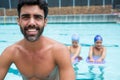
left=26, top=28, right=38, bottom=35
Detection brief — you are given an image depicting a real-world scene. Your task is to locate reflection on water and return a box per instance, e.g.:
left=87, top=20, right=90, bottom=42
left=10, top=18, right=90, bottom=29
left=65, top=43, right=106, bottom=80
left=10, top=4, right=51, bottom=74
left=88, top=65, right=104, bottom=80
left=74, top=63, right=105, bottom=80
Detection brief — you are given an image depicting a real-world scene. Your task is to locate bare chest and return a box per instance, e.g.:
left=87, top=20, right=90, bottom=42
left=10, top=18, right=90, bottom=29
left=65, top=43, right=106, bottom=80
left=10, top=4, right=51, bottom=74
left=70, top=47, right=78, bottom=54
left=13, top=50, right=56, bottom=79
left=93, top=49, right=103, bottom=56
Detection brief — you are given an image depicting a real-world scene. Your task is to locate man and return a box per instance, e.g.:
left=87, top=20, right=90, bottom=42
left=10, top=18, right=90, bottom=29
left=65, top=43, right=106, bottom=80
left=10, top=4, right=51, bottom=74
left=0, top=0, right=75, bottom=80
left=87, top=35, right=106, bottom=63
left=68, top=34, right=82, bottom=64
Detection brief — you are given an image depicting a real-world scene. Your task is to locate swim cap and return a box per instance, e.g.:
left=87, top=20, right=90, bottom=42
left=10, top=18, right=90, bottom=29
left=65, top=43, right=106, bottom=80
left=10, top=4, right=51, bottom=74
left=94, top=35, right=103, bottom=42
left=71, top=34, right=79, bottom=42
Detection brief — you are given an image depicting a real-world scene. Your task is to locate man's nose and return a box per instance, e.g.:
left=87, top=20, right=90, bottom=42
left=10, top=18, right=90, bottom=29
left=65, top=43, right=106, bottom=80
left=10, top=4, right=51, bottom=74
left=28, top=18, right=36, bottom=26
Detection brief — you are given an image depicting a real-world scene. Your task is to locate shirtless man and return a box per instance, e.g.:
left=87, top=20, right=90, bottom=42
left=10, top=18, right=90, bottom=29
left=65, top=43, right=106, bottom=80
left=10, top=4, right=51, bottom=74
left=68, top=34, right=82, bottom=63
left=88, top=35, right=106, bottom=63
left=0, top=0, right=75, bottom=80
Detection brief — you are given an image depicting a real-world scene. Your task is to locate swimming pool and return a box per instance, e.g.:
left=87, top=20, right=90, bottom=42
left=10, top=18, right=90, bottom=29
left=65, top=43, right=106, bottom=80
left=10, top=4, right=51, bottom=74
left=0, top=23, right=120, bottom=80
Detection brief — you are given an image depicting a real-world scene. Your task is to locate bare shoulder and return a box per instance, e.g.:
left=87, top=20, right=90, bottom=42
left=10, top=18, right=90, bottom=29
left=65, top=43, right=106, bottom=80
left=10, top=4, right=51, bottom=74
left=103, top=46, right=106, bottom=49
left=0, top=43, right=20, bottom=67
left=89, top=46, right=93, bottom=49
left=52, top=40, right=69, bottom=54
left=78, top=45, right=82, bottom=48
left=50, top=40, right=71, bottom=64
left=103, top=46, right=106, bottom=51
left=45, top=36, right=68, bottom=52
left=0, top=42, right=21, bottom=59
left=45, top=37, right=70, bottom=60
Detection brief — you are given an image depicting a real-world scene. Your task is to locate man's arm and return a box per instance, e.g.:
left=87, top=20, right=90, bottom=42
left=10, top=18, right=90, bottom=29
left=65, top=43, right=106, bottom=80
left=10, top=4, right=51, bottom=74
left=0, top=47, right=13, bottom=79
left=53, top=44, right=75, bottom=80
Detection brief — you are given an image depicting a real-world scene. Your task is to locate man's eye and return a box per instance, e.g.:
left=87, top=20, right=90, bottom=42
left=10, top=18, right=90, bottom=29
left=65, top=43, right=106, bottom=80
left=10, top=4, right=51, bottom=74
left=22, top=16, right=29, bottom=20
left=35, top=15, right=43, bottom=20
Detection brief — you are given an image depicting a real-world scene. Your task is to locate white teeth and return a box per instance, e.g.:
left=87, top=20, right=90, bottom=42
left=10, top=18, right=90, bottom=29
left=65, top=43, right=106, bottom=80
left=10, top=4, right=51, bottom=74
left=28, top=29, right=36, bottom=32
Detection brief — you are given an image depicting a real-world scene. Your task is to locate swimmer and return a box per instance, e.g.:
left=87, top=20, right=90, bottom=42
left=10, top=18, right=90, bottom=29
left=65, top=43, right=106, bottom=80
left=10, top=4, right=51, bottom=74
left=68, top=34, right=82, bottom=63
left=88, top=35, right=106, bottom=63
left=0, top=0, right=75, bottom=80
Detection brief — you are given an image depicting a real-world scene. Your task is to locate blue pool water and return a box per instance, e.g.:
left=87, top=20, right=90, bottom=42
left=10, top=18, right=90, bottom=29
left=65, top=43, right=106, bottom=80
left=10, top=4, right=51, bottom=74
left=0, top=23, right=120, bottom=80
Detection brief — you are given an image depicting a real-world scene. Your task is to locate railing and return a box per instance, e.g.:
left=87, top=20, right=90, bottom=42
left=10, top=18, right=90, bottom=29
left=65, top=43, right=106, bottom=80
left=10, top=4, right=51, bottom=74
left=0, top=14, right=119, bottom=24
left=47, top=14, right=118, bottom=23
left=0, top=16, right=17, bottom=24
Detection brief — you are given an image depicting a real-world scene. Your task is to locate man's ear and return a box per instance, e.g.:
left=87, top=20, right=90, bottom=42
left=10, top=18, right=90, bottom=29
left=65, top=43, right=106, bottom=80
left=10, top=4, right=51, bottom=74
left=44, top=18, right=48, bottom=27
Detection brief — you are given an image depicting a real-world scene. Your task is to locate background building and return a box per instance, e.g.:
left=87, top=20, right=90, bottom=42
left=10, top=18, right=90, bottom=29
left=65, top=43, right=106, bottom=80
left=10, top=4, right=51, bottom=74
left=0, top=0, right=120, bottom=9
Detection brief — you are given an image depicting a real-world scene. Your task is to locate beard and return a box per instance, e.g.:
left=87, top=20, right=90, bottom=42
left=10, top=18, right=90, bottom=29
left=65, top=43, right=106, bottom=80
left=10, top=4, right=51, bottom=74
left=20, top=25, right=44, bottom=42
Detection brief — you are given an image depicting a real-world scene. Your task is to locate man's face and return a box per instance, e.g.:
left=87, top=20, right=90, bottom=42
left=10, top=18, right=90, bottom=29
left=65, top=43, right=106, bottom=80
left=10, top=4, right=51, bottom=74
left=95, top=40, right=102, bottom=49
left=17, top=5, right=47, bottom=42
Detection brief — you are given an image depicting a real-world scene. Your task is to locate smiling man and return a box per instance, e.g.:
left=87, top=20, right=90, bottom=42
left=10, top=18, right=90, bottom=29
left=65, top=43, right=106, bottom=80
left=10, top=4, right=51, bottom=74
left=0, top=0, right=75, bottom=80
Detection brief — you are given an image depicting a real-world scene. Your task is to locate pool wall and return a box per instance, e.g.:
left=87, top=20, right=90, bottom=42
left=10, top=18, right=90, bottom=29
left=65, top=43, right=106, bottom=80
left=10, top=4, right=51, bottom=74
left=0, top=14, right=119, bottom=24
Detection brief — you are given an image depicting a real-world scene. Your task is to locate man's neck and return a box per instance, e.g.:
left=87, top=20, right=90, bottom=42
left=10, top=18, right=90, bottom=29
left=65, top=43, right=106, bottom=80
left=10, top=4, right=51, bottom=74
left=23, top=37, right=44, bottom=51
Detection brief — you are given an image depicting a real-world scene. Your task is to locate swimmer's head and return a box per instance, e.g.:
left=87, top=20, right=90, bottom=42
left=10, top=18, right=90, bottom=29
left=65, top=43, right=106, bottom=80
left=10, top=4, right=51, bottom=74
left=94, top=35, right=103, bottom=48
left=71, top=34, right=79, bottom=42
left=94, top=35, right=103, bottom=42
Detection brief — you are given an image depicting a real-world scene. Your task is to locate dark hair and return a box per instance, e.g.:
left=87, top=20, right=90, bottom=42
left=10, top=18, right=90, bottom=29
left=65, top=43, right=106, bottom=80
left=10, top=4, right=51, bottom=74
left=17, top=0, right=48, bottom=18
